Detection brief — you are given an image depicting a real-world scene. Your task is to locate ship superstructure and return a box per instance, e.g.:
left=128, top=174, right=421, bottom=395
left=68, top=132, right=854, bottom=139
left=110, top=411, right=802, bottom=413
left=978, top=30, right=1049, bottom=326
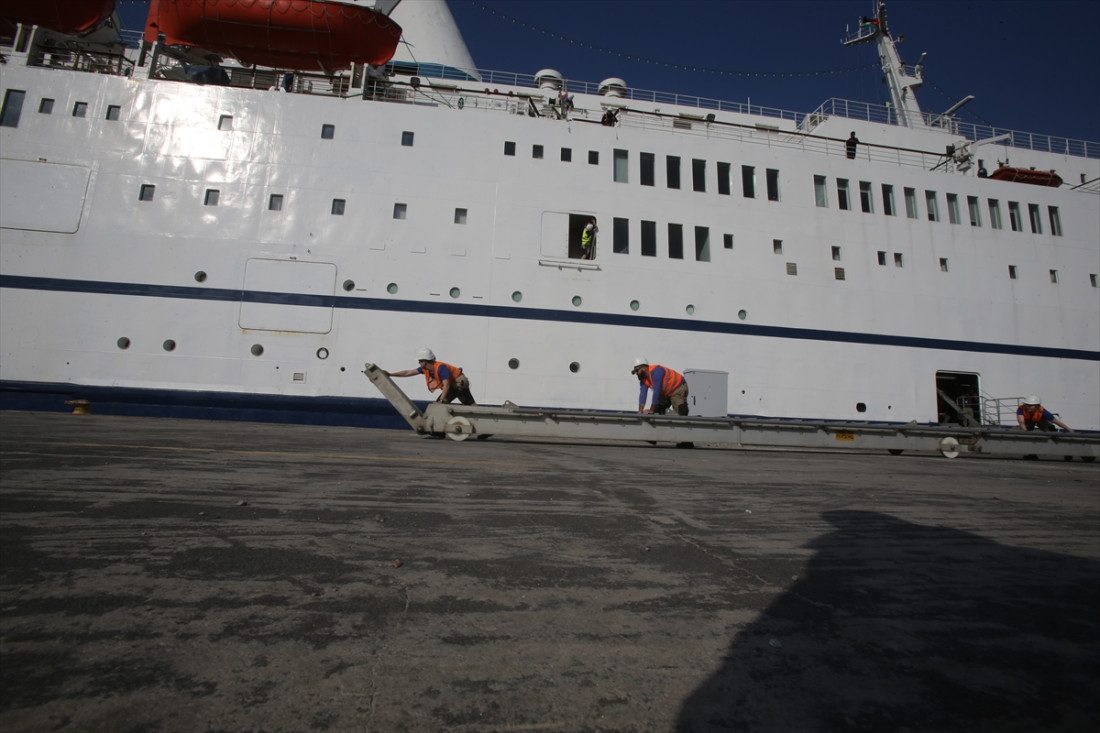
left=1, top=0, right=1097, bottom=429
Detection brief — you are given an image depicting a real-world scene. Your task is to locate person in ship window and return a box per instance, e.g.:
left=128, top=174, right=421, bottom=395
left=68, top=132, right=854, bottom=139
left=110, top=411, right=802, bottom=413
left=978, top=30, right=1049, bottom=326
left=632, top=359, right=689, bottom=416
left=384, top=348, right=476, bottom=405
left=580, top=217, right=598, bottom=260
left=557, top=89, right=574, bottom=119
left=1016, top=396, right=1071, bottom=432
left=845, top=131, right=860, bottom=159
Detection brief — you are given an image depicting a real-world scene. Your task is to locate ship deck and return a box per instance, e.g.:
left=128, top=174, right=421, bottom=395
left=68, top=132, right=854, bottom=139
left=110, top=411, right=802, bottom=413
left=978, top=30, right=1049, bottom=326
left=2, top=411, right=1098, bottom=730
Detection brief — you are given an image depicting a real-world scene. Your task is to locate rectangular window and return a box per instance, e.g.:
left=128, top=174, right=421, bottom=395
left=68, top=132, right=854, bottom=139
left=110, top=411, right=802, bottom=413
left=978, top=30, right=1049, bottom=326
left=666, top=156, right=681, bottom=189
left=504, top=141, right=516, bottom=156
left=894, top=252, right=904, bottom=267
left=321, top=123, right=335, bottom=139
left=1090, top=274, right=1098, bottom=288
left=946, top=193, right=960, bottom=224
left=105, top=105, right=121, bottom=121
left=717, top=162, right=731, bottom=195
left=454, top=208, right=467, bottom=224
left=268, top=193, right=284, bottom=211
left=203, top=189, right=220, bottom=206
left=1008, top=265, right=1017, bottom=279
left=766, top=168, right=780, bottom=201
left=612, top=148, right=627, bottom=182
left=138, top=184, right=155, bottom=202
left=723, top=233, right=733, bottom=250
left=0, top=89, right=25, bottom=127
left=668, top=223, right=684, bottom=259
left=694, top=226, right=710, bottom=262
left=693, top=159, right=706, bottom=193
left=940, top=257, right=949, bottom=272
left=967, top=196, right=981, bottom=226
left=989, top=199, right=1003, bottom=229
left=877, top=251, right=887, bottom=266
left=904, top=187, right=918, bottom=219
left=218, top=114, right=233, bottom=131
left=925, top=191, right=939, bottom=222
left=560, top=147, right=572, bottom=162
left=641, top=220, right=657, bottom=257
left=773, top=239, right=783, bottom=255
left=72, top=101, right=88, bottom=118
left=1028, top=204, right=1042, bottom=234
left=588, top=150, right=599, bottom=165
left=332, top=199, right=346, bottom=216
left=401, top=130, right=414, bottom=146
left=613, top=217, right=629, bottom=254
left=837, top=179, right=850, bottom=210
left=834, top=267, right=846, bottom=281
left=814, top=175, right=828, bottom=208
left=859, top=181, right=873, bottom=213
left=831, top=245, right=841, bottom=261
left=1048, top=206, right=1062, bottom=236
left=1049, top=269, right=1058, bottom=284
left=392, top=202, right=406, bottom=219
left=881, top=184, right=895, bottom=215
left=786, top=262, right=798, bottom=276
left=640, top=152, right=655, bottom=186
left=741, top=165, right=755, bottom=198
left=1008, top=201, right=1021, bottom=231
left=38, top=97, right=54, bottom=114
left=533, top=144, right=544, bottom=159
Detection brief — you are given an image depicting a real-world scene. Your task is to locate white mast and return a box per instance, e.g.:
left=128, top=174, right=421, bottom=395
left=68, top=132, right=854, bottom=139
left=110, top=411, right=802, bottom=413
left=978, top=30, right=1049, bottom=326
left=843, top=1, right=926, bottom=129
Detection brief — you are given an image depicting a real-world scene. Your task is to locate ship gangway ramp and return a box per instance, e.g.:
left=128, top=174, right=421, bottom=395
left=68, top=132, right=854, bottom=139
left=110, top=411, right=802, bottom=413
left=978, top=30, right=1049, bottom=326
left=363, top=364, right=1099, bottom=461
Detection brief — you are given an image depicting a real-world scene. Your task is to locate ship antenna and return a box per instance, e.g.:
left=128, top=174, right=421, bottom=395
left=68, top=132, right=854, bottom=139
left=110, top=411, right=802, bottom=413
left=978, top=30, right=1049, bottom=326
left=841, top=0, right=927, bottom=129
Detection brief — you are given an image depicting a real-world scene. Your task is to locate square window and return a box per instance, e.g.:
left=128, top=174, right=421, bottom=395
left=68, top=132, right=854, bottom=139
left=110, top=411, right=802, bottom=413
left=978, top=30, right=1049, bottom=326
left=204, top=189, right=220, bottom=206
left=560, top=147, right=572, bottom=162
left=138, top=184, right=155, bottom=202
left=268, top=194, right=284, bottom=211
left=588, top=150, right=599, bottom=165
left=454, top=208, right=467, bottom=224
left=834, top=267, right=845, bottom=280
left=321, top=123, right=335, bottom=140
left=894, top=252, right=904, bottom=267
left=401, top=130, right=414, bottom=146
left=393, top=202, right=407, bottom=219
left=831, top=246, right=841, bottom=261
left=940, top=257, right=949, bottom=272
left=723, top=233, right=733, bottom=250
left=773, top=239, right=783, bottom=255
left=877, top=251, right=887, bottom=266
left=504, top=140, right=516, bottom=156
left=331, top=198, right=346, bottom=216
left=72, top=101, right=88, bottom=118
left=105, top=105, right=121, bottom=121
left=38, top=97, right=54, bottom=114
left=786, top=262, right=798, bottom=276
left=218, top=114, right=233, bottom=131
left=532, top=144, right=544, bottom=159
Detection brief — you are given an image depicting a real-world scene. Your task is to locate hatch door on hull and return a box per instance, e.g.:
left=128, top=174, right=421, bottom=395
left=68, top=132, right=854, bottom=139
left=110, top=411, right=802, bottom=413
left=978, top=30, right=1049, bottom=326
left=238, top=258, right=335, bottom=334
left=540, top=211, right=594, bottom=260
left=0, top=158, right=89, bottom=233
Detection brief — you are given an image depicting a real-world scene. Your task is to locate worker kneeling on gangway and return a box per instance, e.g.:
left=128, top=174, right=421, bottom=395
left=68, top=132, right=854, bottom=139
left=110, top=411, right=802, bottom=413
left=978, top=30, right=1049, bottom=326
left=382, top=348, right=476, bottom=405
left=633, top=358, right=689, bottom=416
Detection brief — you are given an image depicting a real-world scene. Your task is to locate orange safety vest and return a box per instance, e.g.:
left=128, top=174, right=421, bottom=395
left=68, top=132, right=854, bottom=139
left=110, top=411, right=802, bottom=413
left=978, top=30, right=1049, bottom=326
left=642, top=364, right=685, bottom=398
left=1020, top=404, right=1046, bottom=425
left=422, top=360, right=463, bottom=392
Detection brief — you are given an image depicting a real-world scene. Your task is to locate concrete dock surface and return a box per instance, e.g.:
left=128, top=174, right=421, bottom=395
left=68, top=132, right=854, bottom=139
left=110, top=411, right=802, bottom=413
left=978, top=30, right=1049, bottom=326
left=1, top=410, right=1098, bottom=732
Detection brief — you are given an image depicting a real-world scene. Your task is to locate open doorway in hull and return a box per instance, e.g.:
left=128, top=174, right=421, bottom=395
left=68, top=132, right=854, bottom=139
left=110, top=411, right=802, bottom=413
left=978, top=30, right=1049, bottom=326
left=935, top=371, right=981, bottom=426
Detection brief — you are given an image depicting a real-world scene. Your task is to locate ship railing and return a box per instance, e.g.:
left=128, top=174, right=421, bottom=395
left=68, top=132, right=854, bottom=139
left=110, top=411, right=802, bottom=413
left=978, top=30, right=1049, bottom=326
left=982, top=396, right=1027, bottom=427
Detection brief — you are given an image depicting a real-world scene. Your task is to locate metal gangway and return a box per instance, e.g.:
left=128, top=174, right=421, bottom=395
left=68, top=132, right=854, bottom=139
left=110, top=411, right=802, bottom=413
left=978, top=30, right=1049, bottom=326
left=363, top=364, right=1099, bottom=461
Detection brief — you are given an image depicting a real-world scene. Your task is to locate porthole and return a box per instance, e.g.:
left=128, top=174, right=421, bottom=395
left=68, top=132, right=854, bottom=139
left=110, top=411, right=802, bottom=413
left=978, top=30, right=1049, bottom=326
left=629, top=299, right=640, bottom=311
left=251, top=344, right=264, bottom=356
left=316, top=347, right=329, bottom=360
left=571, top=295, right=582, bottom=307
left=116, top=337, right=130, bottom=349
left=569, top=361, right=580, bottom=373
left=856, top=402, right=867, bottom=413
left=508, top=358, right=520, bottom=370
left=342, top=279, right=355, bottom=292
left=194, top=271, right=207, bottom=283
left=162, top=339, right=176, bottom=352
left=386, top=283, right=398, bottom=294
left=685, top=304, right=696, bottom=315
left=737, top=309, right=748, bottom=321
left=511, top=290, right=523, bottom=303
left=449, top=287, right=461, bottom=298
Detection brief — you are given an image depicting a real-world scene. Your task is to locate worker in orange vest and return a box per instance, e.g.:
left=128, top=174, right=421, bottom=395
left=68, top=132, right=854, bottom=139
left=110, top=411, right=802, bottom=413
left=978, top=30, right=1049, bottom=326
left=385, top=347, right=475, bottom=405
left=1016, top=396, right=1071, bottom=432
left=632, top=358, right=689, bottom=416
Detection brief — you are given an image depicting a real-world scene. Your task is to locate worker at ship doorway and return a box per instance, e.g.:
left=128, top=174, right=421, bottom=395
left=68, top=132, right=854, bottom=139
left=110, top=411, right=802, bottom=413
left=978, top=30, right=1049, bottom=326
left=1016, top=396, right=1071, bottom=432
left=632, top=359, right=689, bottom=416
left=845, top=131, right=860, bottom=159
left=601, top=108, right=619, bottom=126
left=581, top=217, right=598, bottom=260
left=384, top=348, right=476, bottom=405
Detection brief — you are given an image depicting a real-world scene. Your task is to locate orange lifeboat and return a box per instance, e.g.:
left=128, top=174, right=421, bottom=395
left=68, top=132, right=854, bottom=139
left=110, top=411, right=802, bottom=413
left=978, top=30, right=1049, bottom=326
left=144, top=0, right=403, bottom=73
left=0, top=0, right=115, bottom=35
left=987, top=166, right=1063, bottom=187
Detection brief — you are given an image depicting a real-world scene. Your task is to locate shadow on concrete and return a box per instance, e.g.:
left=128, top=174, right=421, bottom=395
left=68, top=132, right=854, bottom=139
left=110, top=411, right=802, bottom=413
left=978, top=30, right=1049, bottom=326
left=676, top=510, right=1100, bottom=732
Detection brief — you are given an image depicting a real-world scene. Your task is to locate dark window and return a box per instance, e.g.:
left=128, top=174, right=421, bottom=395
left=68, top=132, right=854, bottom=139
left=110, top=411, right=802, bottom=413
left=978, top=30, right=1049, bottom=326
left=641, top=220, right=657, bottom=257
left=772, top=239, right=783, bottom=255
left=668, top=223, right=684, bottom=259
left=38, top=97, right=54, bottom=114
left=640, top=152, right=655, bottom=186
left=105, top=105, right=121, bottom=121
left=766, top=168, right=779, bottom=201
left=138, top=184, right=155, bottom=202
left=331, top=198, right=346, bottom=215
left=613, top=217, right=629, bottom=254
left=837, top=179, right=850, bottom=210
left=321, top=123, right=335, bottom=139
left=692, top=159, right=706, bottom=192
left=741, top=165, right=755, bottom=198
left=666, top=156, right=681, bottom=189
left=401, top=130, right=414, bottom=146
left=723, top=233, right=733, bottom=249
left=560, top=147, right=572, bottom=162
left=877, top=251, right=886, bottom=266
left=204, top=189, right=219, bottom=206
left=268, top=194, right=284, bottom=211
left=859, top=181, right=873, bottom=213
left=612, top=148, right=627, bottom=182
left=532, top=144, right=544, bottom=159
left=717, top=162, right=731, bottom=195
left=835, top=267, right=846, bottom=280
left=218, top=114, right=233, bottom=131
left=694, top=226, right=710, bottom=261
left=504, top=141, right=516, bottom=156
left=72, top=101, right=88, bottom=118
left=882, top=184, right=895, bottom=215
left=0, top=89, right=26, bottom=127
left=588, top=150, right=599, bottom=165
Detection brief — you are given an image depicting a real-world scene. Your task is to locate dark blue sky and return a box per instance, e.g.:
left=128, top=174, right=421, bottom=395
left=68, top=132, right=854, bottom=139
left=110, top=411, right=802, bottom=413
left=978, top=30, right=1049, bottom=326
left=117, top=0, right=1099, bottom=144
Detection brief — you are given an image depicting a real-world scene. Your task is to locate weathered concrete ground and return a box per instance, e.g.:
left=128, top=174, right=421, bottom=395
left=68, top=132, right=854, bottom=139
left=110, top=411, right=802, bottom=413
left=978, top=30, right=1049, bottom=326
left=1, top=410, right=1098, bottom=732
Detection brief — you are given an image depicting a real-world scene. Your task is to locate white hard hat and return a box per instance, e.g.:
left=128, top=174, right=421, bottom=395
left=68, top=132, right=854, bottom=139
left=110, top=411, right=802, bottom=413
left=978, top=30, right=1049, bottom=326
left=1023, top=395, right=1040, bottom=405
left=631, top=357, right=647, bottom=373
left=416, top=347, right=435, bottom=361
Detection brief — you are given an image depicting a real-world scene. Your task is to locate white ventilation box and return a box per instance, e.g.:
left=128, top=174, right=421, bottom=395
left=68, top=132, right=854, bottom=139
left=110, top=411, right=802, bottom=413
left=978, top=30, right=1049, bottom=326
left=684, top=369, right=729, bottom=417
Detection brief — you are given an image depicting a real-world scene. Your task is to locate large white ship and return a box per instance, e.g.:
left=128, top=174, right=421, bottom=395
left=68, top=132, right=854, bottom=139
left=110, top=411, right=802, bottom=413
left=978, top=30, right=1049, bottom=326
left=1, top=0, right=1098, bottom=430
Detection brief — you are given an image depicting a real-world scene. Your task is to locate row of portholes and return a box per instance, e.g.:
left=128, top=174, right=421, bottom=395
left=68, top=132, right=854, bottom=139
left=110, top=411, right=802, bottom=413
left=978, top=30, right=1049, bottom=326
left=507, top=358, right=581, bottom=373
left=117, top=338, right=333, bottom=361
